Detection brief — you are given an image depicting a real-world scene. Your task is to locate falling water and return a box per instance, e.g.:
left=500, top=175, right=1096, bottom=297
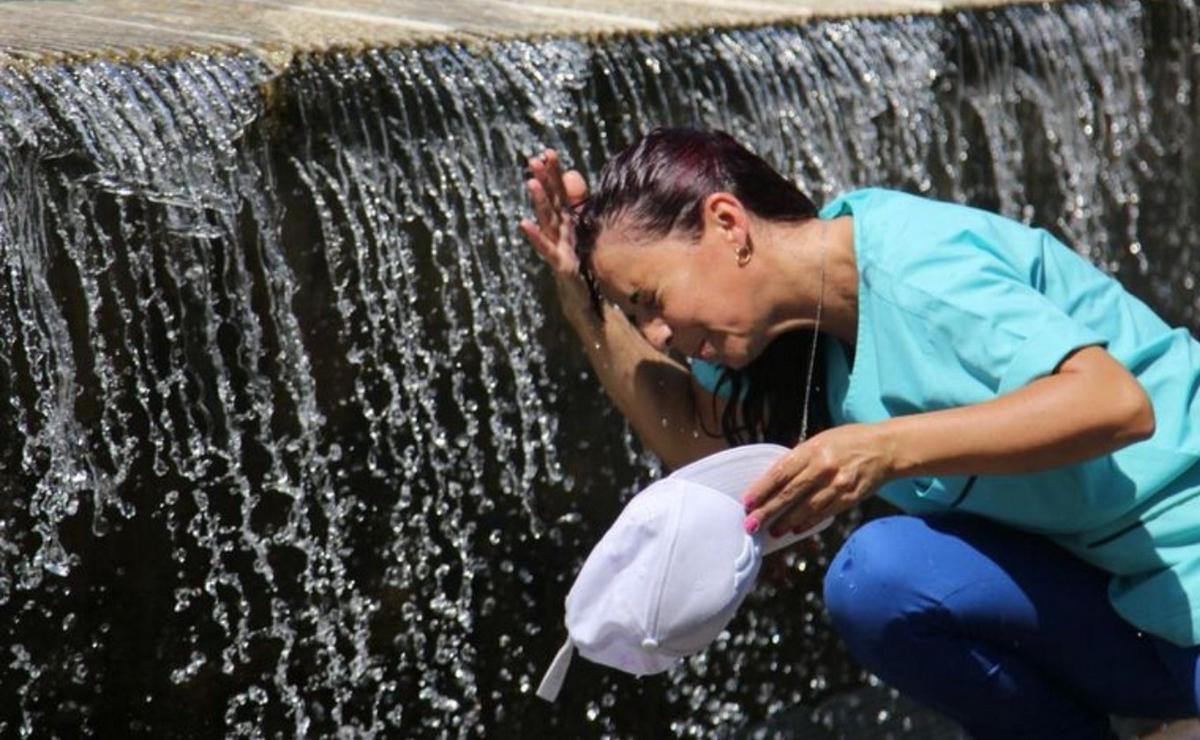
left=0, top=0, right=1196, bottom=735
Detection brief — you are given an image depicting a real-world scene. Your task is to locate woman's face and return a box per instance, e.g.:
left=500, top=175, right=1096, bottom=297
left=589, top=214, right=771, bottom=369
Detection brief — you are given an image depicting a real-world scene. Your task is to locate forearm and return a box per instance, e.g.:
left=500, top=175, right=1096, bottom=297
left=879, top=349, right=1155, bottom=480
left=557, top=277, right=726, bottom=469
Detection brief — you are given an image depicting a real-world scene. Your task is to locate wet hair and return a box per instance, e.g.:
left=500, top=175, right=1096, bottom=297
left=574, top=127, right=830, bottom=447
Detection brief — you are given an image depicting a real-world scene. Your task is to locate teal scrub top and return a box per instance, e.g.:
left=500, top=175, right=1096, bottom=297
left=692, top=188, right=1200, bottom=646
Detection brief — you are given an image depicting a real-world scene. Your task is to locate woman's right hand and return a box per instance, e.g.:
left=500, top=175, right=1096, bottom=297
left=520, top=149, right=589, bottom=281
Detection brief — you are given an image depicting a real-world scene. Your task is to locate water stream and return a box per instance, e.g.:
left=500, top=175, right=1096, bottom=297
left=0, top=1, right=1196, bottom=735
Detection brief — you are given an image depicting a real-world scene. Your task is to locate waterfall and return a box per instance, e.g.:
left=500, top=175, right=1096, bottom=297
left=0, top=1, right=1195, bottom=735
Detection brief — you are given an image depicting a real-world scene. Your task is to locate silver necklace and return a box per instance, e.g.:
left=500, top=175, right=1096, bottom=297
left=799, top=219, right=829, bottom=442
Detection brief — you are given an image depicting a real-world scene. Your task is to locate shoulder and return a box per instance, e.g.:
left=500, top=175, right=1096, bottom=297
left=848, top=191, right=1051, bottom=276
left=820, top=187, right=952, bottom=218
left=826, top=189, right=1104, bottom=295
left=823, top=188, right=1012, bottom=260
left=819, top=186, right=890, bottom=220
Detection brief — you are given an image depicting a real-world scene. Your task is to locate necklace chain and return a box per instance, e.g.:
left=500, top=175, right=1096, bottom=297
left=799, top=219, right=829, bottom=443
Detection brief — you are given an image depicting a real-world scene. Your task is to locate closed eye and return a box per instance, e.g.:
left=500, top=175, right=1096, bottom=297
left=632, top=289, right=660, bottom=312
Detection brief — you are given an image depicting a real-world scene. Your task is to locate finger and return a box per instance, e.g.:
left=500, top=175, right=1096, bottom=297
left=787, top=488, right=856, bottom=537
left=770, top=489, right=832, bottom=537
left=744, top=471, right=817, bottom=535
left=529, top=155, right=562, bottom=215
left=519, top=219, right=557, bottom=263
left=758, top=473, right=821, bottom=530
left=544, top=150, right=570, bottom=207
left=742, top=450, right=808, bottom=511
left=562, top=169, right=588, bottom=206
left=527, top=178, right=559, bottom=237
left=741, top=464, right=785, bottom=511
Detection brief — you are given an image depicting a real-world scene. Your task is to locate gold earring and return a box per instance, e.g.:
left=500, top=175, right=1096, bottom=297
left=736, top=246, right=751, bottom=267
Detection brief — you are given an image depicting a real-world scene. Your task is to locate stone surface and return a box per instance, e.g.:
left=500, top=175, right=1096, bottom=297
left=0, top=0, right=1064, bottom=64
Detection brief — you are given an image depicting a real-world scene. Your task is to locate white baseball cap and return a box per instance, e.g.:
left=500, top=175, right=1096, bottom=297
left=536, top=443, right=831, bottom=702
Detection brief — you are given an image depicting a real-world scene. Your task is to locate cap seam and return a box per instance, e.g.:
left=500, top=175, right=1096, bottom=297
left=645, top=489, right=685, bottom=647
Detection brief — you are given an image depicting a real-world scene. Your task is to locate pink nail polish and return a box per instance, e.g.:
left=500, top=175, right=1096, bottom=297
left=741, top=495, right=754, bottom=510
left=744, top=517, right=759, bottom=535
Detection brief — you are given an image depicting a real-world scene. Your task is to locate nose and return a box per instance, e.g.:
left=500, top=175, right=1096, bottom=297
left=640, top=317, right=673, bottom=352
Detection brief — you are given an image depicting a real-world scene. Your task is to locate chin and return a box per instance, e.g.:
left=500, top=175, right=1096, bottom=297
left=719, top=352, right=752, bottom=370
left=708, top=335, right=760, bottom=369
left=722, top=340, right=766, bottom=370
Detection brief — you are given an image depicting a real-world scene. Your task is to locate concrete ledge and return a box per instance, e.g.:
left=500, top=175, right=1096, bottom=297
left=0, top=0, right=1063, bottom=66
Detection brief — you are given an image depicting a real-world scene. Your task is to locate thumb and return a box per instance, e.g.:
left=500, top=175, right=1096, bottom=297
left=562, top=170, right=588, bottom=207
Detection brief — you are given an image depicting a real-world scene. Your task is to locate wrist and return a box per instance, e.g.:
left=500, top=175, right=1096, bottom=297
left=556, top=274, right=599, bottom=322
left=873, top=420, right=909, bottom=482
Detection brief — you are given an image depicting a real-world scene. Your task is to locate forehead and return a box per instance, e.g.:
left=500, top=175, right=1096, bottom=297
left=590, top=224, right=684, bottom=291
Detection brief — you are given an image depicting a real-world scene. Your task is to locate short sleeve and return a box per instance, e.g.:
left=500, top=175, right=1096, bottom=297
left=878, top=234, right=1109, bottom=398
left=995, top=318, right=1108, bottom=394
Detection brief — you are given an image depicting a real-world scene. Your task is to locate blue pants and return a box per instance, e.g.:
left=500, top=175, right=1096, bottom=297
left=823, top=515, right=1200, bottom=739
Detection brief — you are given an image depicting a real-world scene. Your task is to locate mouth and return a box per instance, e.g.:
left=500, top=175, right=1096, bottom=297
left=694, top=337, right=716, bottom=361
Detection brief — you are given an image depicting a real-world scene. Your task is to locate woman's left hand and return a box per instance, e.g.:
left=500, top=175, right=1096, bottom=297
left=741, top=424, right=896, bottom=537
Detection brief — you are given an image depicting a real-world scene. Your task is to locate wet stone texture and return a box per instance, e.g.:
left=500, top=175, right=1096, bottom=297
left=0, top=0, right=1197, bottom=736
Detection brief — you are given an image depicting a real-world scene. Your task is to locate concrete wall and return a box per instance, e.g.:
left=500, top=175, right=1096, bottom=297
left=1, top=0, right=1059, bottom=64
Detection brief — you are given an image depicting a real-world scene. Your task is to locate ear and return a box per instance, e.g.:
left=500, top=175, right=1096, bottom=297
left=701, top=192, right=751, bottom=261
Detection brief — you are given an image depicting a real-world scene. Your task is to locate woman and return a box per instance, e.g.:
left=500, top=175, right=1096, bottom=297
left=520, top=127, right=1200, bottom=738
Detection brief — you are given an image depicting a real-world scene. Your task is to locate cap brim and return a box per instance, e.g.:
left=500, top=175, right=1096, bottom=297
left=669, top=443, right=790, bottom=498
left=669, top=444, right=832, bottom=554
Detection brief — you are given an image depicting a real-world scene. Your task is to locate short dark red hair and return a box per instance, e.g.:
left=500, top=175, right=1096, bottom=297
left=575, top=127, right=818, bottom=272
